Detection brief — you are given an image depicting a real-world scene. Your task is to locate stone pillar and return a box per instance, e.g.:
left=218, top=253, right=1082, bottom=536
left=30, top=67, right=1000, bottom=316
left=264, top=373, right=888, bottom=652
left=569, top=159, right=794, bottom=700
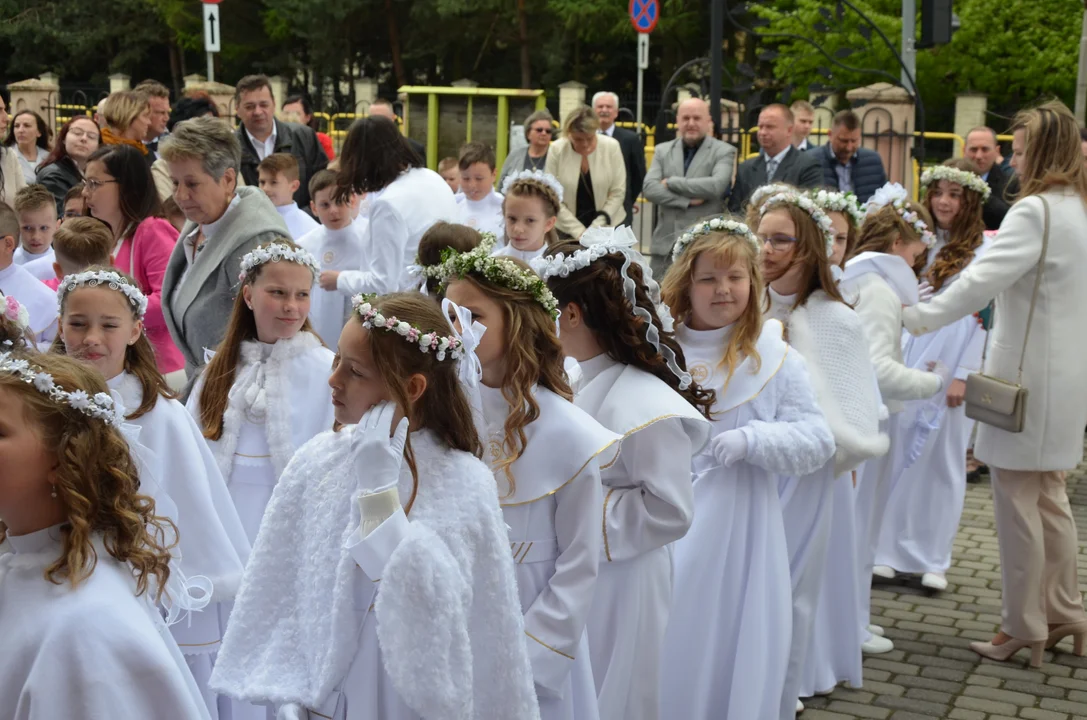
left=557, top=81, right=587, bottom=127
left=953, top=93, right=988, bottom=158
left=108, top=73, right=131, bottom=94
left=354, top=78, right=378, bottom=114
left=846, top=82, right=916, bottom=192
left=267, top=75, right=289, bottom=113
left=9, top=74, right=61, bottom=134
left=184, top=75, right=237, bottom=124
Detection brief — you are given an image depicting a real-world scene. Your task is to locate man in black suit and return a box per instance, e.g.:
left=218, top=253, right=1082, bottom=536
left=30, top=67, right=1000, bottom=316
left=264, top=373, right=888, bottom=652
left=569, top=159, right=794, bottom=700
left=369, top=99, right=426, bottom=163
left=965, top=127, right=1013, bottom=230
left=234, top=75, right=329, bottom=208
left=593, top=91, right=646, bottom=226
left=728, top=104, right=823, bottom=212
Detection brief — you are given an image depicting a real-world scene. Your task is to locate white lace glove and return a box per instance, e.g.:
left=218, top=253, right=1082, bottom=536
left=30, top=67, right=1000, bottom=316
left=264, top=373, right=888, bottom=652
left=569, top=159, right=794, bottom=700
left=918, top=280, right=935, bottom=302
left=276, top=704, right=306, bottom=720
left=709, top=429, right=748, bottom=468
left=926, top=360, right=952, bottom=395
left=359, top=485, right=402, bottom=538
left=351, top=401, right=409, bottom=491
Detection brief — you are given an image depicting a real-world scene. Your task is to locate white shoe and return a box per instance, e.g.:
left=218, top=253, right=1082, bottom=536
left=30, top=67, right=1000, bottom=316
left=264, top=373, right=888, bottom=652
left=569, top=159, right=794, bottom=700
left=862, top=633, right=895, bottom=654
left=921, top=572, right=948, bottom=591
left=872, top=565, right=895, bottom=579
left=868, top=624, right=886, bottom=637
left=796, top=699, right=804, bottom=714
left=814, top=687, right=835, bottom=697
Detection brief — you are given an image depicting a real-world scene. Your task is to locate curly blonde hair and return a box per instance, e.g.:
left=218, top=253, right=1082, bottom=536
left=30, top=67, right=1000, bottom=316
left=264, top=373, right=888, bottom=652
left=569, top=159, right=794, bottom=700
left=0, top=354, right=175, bottom=597
left=922, top=158, right=985, bottom=291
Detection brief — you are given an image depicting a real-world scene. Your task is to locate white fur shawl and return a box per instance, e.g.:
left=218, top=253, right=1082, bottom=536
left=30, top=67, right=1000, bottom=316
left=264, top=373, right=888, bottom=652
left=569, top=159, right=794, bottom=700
left=210, top=429, right=540, bottom=719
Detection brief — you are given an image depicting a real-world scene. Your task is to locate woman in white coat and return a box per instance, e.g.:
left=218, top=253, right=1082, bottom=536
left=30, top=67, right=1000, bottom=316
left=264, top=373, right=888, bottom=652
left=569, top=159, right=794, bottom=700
left=545, top=106, right=626, bottom=239
left=333, top=117, right=458, bottom=296
left=902, top=101, right=1087, bottom=666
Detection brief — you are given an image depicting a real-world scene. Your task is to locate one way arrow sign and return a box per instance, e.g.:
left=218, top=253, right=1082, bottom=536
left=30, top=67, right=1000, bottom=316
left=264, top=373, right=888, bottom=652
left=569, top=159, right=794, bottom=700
left=204, top=4, right=221, bottom=53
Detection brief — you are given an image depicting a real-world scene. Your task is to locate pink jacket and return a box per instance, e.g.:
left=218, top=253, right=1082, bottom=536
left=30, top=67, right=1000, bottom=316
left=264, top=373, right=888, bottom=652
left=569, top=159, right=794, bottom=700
left=115, top=217, right=184, bottom=373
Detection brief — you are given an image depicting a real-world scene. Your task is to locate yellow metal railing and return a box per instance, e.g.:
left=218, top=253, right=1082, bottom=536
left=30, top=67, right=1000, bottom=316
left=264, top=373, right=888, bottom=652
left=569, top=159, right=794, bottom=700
left=397, top=86, right=547, bottom=171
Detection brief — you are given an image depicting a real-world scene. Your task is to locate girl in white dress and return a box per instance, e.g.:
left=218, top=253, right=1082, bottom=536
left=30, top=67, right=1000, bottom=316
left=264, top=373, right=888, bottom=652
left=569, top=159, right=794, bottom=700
left=0, top=349, right=209, bottom=719
left=754, top=188, right=886, bottom=712
left=532, top=226, right=713, bottom=720
left=494, top=170, right=563, bottom=263
left=840, top=183, right=947, bottom=655
left=53, top=267, right=250, bottom=719
left=657, top=220, right=835, bottom=720
left=188, top=240, right=335, bottom=543
left=875, top=161, right=992, bottom=591
left=439, top=247, right=621, bottom=720
left=211, top=291, right=539, bottom=720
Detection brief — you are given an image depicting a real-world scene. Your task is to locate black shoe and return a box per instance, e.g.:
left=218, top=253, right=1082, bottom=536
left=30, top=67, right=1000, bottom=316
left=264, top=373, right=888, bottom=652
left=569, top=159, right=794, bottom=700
left=966, top=465, right=988, bottom=483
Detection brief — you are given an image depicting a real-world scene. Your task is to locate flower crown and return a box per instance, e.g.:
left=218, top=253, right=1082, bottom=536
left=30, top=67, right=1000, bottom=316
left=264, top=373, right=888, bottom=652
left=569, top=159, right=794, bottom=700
left=671, top=216, right=760, bottom=262
left=500, top=169, right=565, bottom=203
left=920, top=165, right=992, bottom=201
left=411, top=233, right=498, bottom=282
left=238, top=243, right=321, bottom=283
left=435, top=242, right=560, bottom=320
left=351, top=294, right=464, bottom=361
left=808, top=188, right=866, bottom=229
left=58, top=270, right=148, bottom=320
left=748, top=183, right=800, bottom=211
left=759, top=192, right=837, bottom=258
left=532, top=226, right=693, bottom=389
left=865, top=182, right=936, bottom=247
left=0, top=352, right=123, bottom=426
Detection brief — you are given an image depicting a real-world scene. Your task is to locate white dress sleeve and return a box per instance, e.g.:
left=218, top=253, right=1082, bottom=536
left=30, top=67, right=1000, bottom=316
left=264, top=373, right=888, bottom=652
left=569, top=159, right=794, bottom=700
left=956, top=320, right=987, bottom=380
left=856, top=281, right=942, bottom=402
left=602, top=419, right=694, bottom=563
left=337, top=200, right=407, bottom=296
left=524, top=466, right=603, bottom=697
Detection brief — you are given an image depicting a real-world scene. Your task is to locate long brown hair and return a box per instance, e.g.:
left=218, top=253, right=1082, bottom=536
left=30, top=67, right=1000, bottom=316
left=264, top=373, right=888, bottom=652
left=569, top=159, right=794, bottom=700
left=758, top=202, right=850, bottom=312
left=348, top=293, right=483, bottom=513
left=52, top=266, right=175, bottom=419
left=503, top=176, right=562, bottom=247
left=451, top=263, right=572, bottom=495
left=1011, top=100, right=1087, bottom=204
left=662, top=232, right=764, bottom=397
left=199, top=240, right=319, bottom=441
left=0, top=354, right=175, bottom=598
left=850, top=201, right=935, bottom=260
left=544, top=239, right=715, bottom=417
left=922, top=158, right=985, bottom=290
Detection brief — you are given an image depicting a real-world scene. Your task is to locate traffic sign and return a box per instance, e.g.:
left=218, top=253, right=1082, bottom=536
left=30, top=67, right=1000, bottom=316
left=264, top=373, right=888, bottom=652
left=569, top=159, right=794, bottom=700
left=629, top=0, right=659, bottom=33
left=204, top=4, right=221, bottom=53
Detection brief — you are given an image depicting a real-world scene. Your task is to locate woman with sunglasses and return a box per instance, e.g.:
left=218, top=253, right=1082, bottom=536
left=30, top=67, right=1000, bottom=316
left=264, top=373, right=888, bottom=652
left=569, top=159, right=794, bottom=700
left=498, top=109, right=555, bottom=191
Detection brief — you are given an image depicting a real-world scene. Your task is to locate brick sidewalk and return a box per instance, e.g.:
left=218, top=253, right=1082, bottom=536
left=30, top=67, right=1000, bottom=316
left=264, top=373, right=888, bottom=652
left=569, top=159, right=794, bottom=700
left=801, top=464, right=1087, bottom=719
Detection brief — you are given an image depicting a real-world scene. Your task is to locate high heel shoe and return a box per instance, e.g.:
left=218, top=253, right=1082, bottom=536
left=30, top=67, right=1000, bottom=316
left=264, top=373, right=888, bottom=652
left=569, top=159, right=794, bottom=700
left=1045, top=622, right=1087, bottom=654
left=969, top=636, right=1046, bottom=668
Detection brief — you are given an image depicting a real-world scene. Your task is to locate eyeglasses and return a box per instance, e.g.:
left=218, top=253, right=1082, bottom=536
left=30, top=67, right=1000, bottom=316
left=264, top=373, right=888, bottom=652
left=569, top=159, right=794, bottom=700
left=758, top=233, right=799, bottom=251
left=83, top=178, right=118, bottom=193
left=533, top=127, right=553, bottom=134
left=68, top=128, right=100, bottom=142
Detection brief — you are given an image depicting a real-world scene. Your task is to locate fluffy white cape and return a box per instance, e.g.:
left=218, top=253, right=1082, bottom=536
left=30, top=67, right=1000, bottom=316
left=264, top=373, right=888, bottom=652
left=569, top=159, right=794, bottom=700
left=210, top=428, right=541, bottom=719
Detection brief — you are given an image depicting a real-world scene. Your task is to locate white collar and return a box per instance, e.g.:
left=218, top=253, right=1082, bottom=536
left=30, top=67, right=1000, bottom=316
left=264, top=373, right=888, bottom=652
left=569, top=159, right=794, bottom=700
left=0, top=262, right=16, bottom=280
left=841, top=251, right=920, bottom=305
left=600, top=125, right=616, bottom=137
left=246, top=123, right=277, bottom=158
left=577, top=353, right=619, bottom=386
left=200, top=194, right=242, bottom=241
left=763, top=145, right=791, bottom=165
left=275, top=203, right=300, bottom=218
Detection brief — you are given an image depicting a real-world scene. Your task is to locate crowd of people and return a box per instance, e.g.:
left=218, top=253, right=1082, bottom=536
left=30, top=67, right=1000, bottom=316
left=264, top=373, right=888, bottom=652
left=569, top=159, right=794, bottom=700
left=1, top=75, right=1086, bottom=720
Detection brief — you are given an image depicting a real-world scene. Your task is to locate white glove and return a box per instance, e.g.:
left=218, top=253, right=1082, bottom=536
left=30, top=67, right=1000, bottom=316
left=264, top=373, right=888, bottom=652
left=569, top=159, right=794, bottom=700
left=351, top=401, right=409, bottom=490
left=359, top=485, right=402, bottom=538
left=926, top=360, right=952, bottom=395
left=917, top=280, right=935, bottom=302
left=709, top=429, right=748, bottom=468
left=276, top=704, right=306, bottom=720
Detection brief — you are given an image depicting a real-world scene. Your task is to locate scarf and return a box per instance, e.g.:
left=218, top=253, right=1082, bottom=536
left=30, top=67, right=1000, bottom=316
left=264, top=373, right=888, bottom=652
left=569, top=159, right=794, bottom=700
left=101, top=127, right=149, bottom=156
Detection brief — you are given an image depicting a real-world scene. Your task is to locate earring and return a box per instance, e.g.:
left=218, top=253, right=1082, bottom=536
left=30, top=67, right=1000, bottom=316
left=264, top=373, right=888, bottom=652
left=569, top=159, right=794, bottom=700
left=51, top=485, right=58, bottom=499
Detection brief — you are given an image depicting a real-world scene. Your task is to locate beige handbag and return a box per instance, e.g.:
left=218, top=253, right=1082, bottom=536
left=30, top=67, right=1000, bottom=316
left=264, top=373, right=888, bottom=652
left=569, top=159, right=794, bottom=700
left=964, top=196, right=1049, bottom=433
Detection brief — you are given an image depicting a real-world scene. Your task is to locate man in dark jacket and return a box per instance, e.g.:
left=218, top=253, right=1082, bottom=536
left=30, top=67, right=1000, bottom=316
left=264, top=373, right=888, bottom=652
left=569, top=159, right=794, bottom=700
left=965, top=126, right=1013, bottom=230
left=728, top=104, right=824, bottom=212
left=819, top=109, right=887, bottom=203
left=234, top=75, right=328, bottom=208
left=593, top=91, right=646, bottom=226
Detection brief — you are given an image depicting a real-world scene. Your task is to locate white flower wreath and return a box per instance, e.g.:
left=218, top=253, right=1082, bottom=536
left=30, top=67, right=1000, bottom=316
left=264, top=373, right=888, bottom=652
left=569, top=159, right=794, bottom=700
left=435, top=241, right=560, bottom=320
left=865, top=182, right=936, bottom=247
left=808, top=188, right=866, bottom=229
left=0, top=351, right=123, bottom=426
left=58, top=270, right=148, bottom=319
left=351, top=295, right=464, bottom=361
left=500, top=169, right=565, bottom=203
left=671, top=216, right=761, bottom=262
left=920, top=165, right=992, bottom=201
left=238, top=243, right=321, bottom=283
left=748, top=183, right=800, bottom=211
left=759, top=192, right=837, bottom=258
left=411, top=233, right=498, bottom=281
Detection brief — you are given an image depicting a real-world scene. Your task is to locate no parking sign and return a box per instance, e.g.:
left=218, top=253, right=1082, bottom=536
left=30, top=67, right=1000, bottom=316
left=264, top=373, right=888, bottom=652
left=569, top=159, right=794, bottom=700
left=629, top=0, right=659, bottom=33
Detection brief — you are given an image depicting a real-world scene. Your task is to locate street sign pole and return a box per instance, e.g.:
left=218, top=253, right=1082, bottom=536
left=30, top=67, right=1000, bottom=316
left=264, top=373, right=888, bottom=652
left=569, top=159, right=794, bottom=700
left=636, top=34, right=649, bottom=135
left=629, top=0, right=658, bottom=139
left=203, top=2, right=222, bottom=83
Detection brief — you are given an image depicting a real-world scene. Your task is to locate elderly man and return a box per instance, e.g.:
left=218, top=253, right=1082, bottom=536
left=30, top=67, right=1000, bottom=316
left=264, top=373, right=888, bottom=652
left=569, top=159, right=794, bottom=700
left=134, top=80, right=171, bottom=157
left=643, top=97, right=736, bottom=278
left=729, top=103, right=822, bottom=212
left=791, top=100, right=816, bottom=151
left=593, top=91, right=646, bottom=225
left=965, top=126, right=1014, bottom=230
left=369, top=99, right=426, bottom=161
left=234, top=74, right=328, bottom=208
left=818, top=109, right=887, bottom=203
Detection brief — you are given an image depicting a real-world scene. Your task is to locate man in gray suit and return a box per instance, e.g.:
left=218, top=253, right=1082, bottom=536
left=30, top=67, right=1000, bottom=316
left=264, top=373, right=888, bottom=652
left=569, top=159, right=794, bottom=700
left=728, top=103, right=823, bottom=212
left=642, top=98, right=737, bottom=279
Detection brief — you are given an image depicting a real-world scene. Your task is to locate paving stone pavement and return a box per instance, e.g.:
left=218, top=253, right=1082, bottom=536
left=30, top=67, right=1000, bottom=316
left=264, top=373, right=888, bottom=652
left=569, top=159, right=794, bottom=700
left=800, top=460, right=1087, bottom=720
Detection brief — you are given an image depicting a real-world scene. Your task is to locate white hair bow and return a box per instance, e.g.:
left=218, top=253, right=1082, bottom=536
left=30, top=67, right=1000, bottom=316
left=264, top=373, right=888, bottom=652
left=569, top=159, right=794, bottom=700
left=442, top=298, right=486, bottom=387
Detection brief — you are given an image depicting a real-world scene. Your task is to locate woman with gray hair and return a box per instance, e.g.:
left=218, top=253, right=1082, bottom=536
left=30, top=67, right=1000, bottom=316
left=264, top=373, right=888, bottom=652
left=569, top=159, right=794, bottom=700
left=497, top=109, right=555, bottom=190
left=160, top=116, right=289, bottom=387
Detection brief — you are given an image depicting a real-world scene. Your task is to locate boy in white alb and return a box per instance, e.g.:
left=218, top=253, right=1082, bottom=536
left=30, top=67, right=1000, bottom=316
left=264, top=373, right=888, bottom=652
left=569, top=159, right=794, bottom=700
left=298, top=169, right=363, bottom=346
left=0, top=201, right=56, bottom=343
left=13, top=184, right=59, bottom=282
left=454, top=141, right=504, bottom=239
left=258, top=153, right=320, bottom=241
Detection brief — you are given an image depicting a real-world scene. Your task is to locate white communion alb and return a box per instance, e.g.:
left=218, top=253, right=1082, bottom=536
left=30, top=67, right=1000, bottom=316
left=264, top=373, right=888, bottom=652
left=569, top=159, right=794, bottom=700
left=297, top=223, right=364, bottom=347
left=456, top=190, right=505, bottom=240
left=0, top=262, right=57, bottom=343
